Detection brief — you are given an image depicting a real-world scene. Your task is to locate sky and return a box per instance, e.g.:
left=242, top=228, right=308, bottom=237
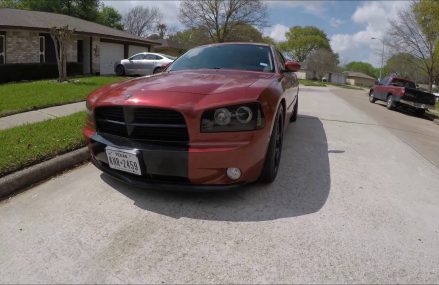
left=103, top=0, right=410, bottom=67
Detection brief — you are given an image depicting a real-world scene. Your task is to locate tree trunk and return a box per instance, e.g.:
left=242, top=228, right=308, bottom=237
left=51, top=35, right=62, bottom=82
left=428, top=74, right=433, bottom=93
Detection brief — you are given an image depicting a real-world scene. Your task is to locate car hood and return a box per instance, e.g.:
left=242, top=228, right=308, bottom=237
left=90, top=69, right=275, bottom=108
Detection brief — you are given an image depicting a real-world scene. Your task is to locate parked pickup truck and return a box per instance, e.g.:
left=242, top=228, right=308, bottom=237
left=369, top=76, right=436, bottom=115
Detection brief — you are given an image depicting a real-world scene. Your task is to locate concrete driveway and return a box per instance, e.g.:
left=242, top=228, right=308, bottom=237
left=1, top=86, right=438, bottom=283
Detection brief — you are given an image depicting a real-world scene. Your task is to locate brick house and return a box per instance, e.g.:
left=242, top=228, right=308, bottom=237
left=0, top=8, right=159, bottom=77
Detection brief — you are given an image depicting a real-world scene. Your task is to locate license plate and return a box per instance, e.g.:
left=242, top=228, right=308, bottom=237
left=105, top=146, right=142, bottom=175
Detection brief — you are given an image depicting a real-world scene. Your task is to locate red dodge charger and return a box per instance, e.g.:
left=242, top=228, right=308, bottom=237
left=83, top=43, right=300, bottom=190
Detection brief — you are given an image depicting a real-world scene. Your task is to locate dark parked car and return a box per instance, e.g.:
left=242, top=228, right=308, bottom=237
left=369, top=76, right=436, bottom=115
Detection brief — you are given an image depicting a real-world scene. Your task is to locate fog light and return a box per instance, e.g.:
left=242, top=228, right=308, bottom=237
left=226, top=167, right=241, bottom=180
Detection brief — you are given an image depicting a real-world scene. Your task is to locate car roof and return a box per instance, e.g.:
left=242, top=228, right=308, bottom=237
left=196, top=42, right=272, bottom=48
left=390, top=76, right=415, bottom=83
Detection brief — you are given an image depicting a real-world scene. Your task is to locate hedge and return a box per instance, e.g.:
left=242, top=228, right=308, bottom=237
left=0, top=62, right=83, bottom=83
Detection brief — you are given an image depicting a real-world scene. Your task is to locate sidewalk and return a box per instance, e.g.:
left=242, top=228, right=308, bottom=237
left=0, top=101, right=85, bottom=130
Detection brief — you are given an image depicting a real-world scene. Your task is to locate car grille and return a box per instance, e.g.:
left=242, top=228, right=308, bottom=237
left=95, top=106, right=189, bottom=144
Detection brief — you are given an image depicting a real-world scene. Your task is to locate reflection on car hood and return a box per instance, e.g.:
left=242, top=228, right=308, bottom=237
left=91, top=69, right=275, bottom=108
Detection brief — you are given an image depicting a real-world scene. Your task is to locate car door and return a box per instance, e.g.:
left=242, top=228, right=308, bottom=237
left=125, top=54, right=144, bottom=75
left=139, top=54, right=157, bottom=75
left=375, top=76, right=389, bottom=100
left=275, top=50, right=295, bottom=114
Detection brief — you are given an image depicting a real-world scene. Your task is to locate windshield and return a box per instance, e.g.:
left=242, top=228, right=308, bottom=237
left=169, top=44, right=275, bottom=73
left=391, top=78, right=416, bottom=88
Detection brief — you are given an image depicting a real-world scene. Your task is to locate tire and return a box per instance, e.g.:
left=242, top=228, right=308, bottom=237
left=115, top=65, right=125, bottom=76
left=369, top=91, right=376, bottom=103
left=153, top=67, right=162, bottom=74
left=386, top=95, right=395, bottom=110
left=415, top=109, right=425, bottom=116
left=290, top=97, right=298, bottom=122
left=259, top=106, right=284, bottom=183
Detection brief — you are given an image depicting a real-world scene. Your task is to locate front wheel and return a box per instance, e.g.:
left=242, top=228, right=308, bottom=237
left=153, top=67, right=162, bottom=74
left=369, top=91, right=376, bottom=103
left=115, top=65, right=125, bottom=76
left=386, top=95, right=395, bottom=110
left=259, top=106, right=284, bottom=183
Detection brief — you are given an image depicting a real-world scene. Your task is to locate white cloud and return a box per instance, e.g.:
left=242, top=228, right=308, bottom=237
left=330, top=1, right=409, bottom=67
left=329, top=18, right=343, bottom=28
left=266, top=1, right=326, bottom=17
left=265, top=24, right=289, bottom=42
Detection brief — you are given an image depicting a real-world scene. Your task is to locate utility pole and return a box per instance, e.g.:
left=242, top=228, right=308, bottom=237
left=371, top=37, right=385, bottom=81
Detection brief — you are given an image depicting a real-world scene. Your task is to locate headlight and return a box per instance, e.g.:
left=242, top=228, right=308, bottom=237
left=201, top=103, right=264, bottom=132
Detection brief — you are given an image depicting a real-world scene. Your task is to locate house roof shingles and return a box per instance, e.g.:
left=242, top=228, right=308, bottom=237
left=0, top=8, right=159, bottom=46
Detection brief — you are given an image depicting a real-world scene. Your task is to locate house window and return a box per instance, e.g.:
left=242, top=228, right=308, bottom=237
left=39, top=36, right=45, bottom=63
left=0, top=34, right=5, bottom=64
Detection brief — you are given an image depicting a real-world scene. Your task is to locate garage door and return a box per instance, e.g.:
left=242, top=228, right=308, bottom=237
left=100, top=42, right=124, bottom=75
left=129, top=45, right=148, bottom=57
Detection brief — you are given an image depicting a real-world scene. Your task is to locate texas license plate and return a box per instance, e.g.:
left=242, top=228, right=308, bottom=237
left=105, top=146, right=142, bottom=175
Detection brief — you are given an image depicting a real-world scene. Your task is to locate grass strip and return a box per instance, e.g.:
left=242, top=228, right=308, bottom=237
left=0, top=76, right=128, bottom=117
left=0, top=112, right=86, bottom=177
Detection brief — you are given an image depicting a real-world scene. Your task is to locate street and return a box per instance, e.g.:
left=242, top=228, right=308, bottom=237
left=1, top=86, right=439, bottom=283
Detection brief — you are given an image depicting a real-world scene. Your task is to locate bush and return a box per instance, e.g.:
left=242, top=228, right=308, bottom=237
left=0, top=63, right=83, bottom=83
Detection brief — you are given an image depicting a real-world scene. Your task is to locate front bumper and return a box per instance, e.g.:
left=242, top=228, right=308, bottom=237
left=399, top=99, right=435, bottom=110
left=85, top=130, right=268, bottom=189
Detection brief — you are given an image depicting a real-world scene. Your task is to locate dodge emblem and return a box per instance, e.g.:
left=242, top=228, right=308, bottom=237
left=124, top=93, right=133, bottom=100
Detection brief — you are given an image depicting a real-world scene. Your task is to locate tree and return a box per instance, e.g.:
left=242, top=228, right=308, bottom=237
left=224, top=23, right=264, bottom=42
left=383, top=53, right=428, bottom=83
left=50, top=25, right=75, bottom=82
left=169, top=27, right=211, bottom=50
left=97, top=6, right=123, bottom=30
left=156, top=23, right=167, bottom=39
left=179, top=0, right=267, bottom=43
left=262, top=36, right=276, bottom=46
left=345, top=61, right=379, bottom=78
left=1, top=0, right=124, bottom=30
left=305, top=49, right=339, bottom=80
left=20, top=0, right=100, bottom=22
left=279, top=26, right=331, bottom=62
left=388, top=1, right=439, bottom=92
left=124, top=5, right=161, bottom=37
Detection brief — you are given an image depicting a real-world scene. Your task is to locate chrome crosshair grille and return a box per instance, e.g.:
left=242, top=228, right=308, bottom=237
left=94, top=106, right=189, bottom=144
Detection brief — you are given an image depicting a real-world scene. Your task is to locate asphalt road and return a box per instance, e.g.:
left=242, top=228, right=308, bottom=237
left=1, top=86, right=439, bottom=283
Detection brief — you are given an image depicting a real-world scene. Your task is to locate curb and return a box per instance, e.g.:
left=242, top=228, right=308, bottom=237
left=0, top=147, right=90, bottom=198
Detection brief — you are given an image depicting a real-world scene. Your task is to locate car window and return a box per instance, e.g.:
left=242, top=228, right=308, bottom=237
left=380, top=77, right=389, bottom=85
left=390, top=78, right=416, bottom=88
left=169, top=44, right=275, bottom=73
left=159, top=53, right=177, bottom=60
left=144, top=54, right=157, bottom=60
left=130, top=54, right=145, bottom=60
left=154, top=55, right=163, bottom=60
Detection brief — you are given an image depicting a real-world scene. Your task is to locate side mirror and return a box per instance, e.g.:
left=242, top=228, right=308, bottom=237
left=285, top=61, right=301, bottom=72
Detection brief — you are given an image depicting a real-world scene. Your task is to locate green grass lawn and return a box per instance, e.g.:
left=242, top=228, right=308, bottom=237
left=0, top=76, right=129, bottom=117
left=299, top=79, right=327, bottom=87
left=0, top=112, right=86, bottom=177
